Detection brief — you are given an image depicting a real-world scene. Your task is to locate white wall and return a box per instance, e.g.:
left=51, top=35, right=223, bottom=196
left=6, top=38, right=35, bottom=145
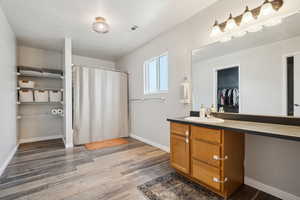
left=0, top=6, right=17, bottom=175
left=18, top=46, right=115, bottom=70
left=18, top=46, right=63, bottom=69
left=117, top=29, right=192, bottom=150
left=63, top=37, right=73, bottom=148
left=73, top=55, right=115, bottom=70
left=117, top=0, right=300, bottom=198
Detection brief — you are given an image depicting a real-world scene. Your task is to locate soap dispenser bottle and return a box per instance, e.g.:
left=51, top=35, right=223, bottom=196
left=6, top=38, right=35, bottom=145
left=211, top=104, right=217, bottom=113
left=200, top=104, right=206, bottom=118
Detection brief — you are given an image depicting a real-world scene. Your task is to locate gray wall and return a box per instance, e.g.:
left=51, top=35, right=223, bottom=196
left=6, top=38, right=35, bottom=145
left=117, top=0, right=300, bottom=197
left=0, top=5, right=17, bottom=174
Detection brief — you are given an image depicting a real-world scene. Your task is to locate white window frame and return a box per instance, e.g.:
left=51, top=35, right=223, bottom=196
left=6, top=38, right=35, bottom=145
left=144, top=52, right=168, bottom=94
left=213, top=64, right=241, bottom=113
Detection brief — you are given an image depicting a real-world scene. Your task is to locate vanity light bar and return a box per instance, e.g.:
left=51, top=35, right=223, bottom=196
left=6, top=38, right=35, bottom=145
left=210, top=0, right=284, bottom=41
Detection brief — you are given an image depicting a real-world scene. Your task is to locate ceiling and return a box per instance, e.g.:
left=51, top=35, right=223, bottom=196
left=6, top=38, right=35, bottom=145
left=0, top=0, right=218, bottom=61
left=192, top=12, right=300, bottom=63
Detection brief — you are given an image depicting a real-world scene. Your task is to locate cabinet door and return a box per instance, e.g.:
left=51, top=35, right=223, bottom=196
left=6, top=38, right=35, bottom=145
left=170, top=134, right=190, bottom=174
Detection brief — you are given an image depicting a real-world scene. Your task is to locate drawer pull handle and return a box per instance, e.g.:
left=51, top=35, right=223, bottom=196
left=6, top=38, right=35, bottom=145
left=185, top=130, right=189, bottom=136
left=213, top=155, right=228, bottom=161
left=213, top=177, right=228, bottom=183
left=185, top=138, right=189, bottom=144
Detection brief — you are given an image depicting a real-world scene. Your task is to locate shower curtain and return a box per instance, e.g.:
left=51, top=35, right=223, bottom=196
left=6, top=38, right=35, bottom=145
left=73, top=66, right=129, bottom=145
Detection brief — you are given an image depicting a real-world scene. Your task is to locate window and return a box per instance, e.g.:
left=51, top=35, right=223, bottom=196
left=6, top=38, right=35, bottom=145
left=144, top=53, right=168, bottom=94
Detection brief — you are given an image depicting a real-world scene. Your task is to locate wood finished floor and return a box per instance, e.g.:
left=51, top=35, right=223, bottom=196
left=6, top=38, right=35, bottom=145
left=0, top=138, right=280, bottom=200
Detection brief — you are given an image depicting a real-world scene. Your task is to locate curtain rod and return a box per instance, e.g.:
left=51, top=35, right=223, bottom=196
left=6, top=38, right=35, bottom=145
left=72, top=64, right=128, bottom=75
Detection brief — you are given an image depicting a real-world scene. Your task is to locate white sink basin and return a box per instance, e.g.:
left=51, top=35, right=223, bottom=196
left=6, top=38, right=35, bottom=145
left=184, top=117, right=225, bottom=123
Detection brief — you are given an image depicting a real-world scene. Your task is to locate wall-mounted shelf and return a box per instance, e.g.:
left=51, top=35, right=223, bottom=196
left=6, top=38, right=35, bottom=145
left=17, top=66, right=64, bottom=79
left=17, top=101, right=64, bottom=105
left=16, top=63, right=64, bottom=144
left=17, top=72, right=64, bottom=79
left=17, top=87, right=63, bottom=91
left=17, top=114, right=64, bottom=120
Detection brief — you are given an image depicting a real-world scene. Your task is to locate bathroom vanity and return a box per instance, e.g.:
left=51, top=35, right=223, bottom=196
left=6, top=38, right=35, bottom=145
left=174, top=12, right=300, bottom=199
left=167, top=115, right=300, bottom=199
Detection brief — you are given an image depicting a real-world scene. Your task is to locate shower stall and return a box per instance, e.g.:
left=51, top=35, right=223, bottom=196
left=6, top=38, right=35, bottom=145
left=72, top=66, right=129, bottom=145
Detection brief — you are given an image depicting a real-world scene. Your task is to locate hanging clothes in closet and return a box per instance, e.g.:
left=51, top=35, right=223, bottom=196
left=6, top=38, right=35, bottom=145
left=218, top=88, right=239, bottom=112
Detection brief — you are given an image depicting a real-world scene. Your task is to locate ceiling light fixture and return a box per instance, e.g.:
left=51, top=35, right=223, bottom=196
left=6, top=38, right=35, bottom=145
left=210, top=0, right=284, bottom=42
left=93, top=17, right=110, bottom=34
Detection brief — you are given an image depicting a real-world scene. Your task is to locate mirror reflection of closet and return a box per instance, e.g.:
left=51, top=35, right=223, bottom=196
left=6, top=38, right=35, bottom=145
left=286, top=54, right=300, bottom=117
left=217, top=66, right=239, bottom=113
left=287, top=56, right=294, bottom=116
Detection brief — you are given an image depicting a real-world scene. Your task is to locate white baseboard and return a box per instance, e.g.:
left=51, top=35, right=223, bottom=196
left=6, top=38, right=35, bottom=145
left=19, top=135, right=63, bottom=144
left=65, top=140, right=73, bottom=149
left=62, top=136, right=66, bottom=146
left=65, top=130, right=74, bottom=148
left=245, top=176, right=300, bottom=200
left=62, top=134, right=73, bottom=149
left=0, top=144, right=19, bottom=177
left=130, top=134, right=170, bottom=153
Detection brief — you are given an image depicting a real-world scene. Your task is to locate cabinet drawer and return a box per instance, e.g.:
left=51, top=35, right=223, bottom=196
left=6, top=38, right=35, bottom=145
left=191, top=126, right=221, bottom=144
left=171, top=122, right=189, bottom=137
left=191, top=159, right=221, bottom=191
left=192, top=139, right=221, bottom=168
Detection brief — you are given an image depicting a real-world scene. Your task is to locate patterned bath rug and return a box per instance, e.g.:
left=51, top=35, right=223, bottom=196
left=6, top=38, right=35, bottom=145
left=137, top=172, right=223, bottom=200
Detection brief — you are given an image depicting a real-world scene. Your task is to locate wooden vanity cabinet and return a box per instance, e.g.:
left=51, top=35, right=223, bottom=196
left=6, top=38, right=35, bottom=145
left=170, top=122, right=245, bottom=199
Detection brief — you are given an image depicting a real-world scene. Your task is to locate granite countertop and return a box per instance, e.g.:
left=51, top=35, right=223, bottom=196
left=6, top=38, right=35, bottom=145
left=167, top=117, right=300, bottom=141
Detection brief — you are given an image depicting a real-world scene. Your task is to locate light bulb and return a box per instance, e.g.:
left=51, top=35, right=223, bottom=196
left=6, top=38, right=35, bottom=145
left=260, top=0, right=275, bottom=17
left=233, top=31, right=247, bottom=38
left=220, top=36, right=232, bottom=43
left=264, top=18, right=282, bottom=27
left=225, top=14, right=237, bottom=32
left=247, top=25, right=263, bottom=32
left=241, top=6, right=255, bottom=25
left=210, top=21, right=222, bottom=37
